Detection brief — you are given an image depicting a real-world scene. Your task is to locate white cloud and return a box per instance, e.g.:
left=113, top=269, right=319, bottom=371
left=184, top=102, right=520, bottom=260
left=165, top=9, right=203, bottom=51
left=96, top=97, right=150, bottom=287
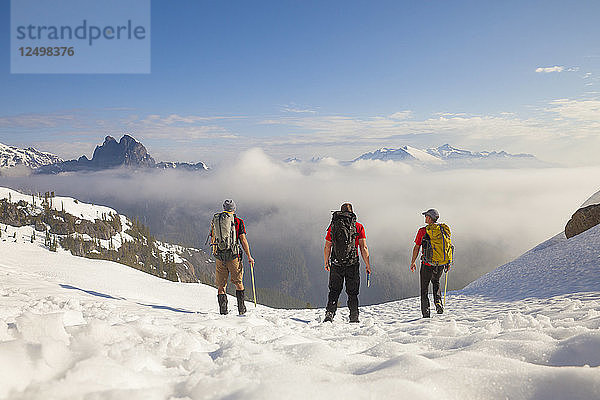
left=546, top=99, right=600, bottom=121
left=6, top=151, right=599, bottom=299
left=139, top=114, right=245, bottom=125
left=536, top=66, right=565, bottom=73
left=389, top=110, right=412, bottom=120
left=282, top=107, right=317, bottom=114
left=0, top=112, right=76, bottom=128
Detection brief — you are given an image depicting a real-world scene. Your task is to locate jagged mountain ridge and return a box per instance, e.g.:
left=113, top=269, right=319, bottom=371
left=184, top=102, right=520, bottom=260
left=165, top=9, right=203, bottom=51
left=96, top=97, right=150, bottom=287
left=34, top=134, right=209, bottom=174
left=0, top=142, right=63, bottom=169
left=287, top=144, right=543, bottom=168
left=156, top=161, right=209, bottom=171
left=426, top=143, right=536, bottom=160
left=356, top=144, right=538, bottom=163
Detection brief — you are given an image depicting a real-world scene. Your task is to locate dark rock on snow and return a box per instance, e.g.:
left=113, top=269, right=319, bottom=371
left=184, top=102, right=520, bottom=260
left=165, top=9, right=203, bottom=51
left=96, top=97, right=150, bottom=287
left=565, top=204, right=600, bottom=239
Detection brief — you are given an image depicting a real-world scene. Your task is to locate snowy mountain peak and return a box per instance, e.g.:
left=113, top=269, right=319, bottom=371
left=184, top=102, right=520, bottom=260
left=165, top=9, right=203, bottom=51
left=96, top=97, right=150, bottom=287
left=155, top=161, right=210, bottom=171
left=352, top=144, right=544, bottom=168
left=354, top=146, right=416, bottom=162
left=354, top=145, right=443, bottom=164
left=401, top=145, right=445, bottom=164
left=426, top=144, right=535, bottom=160
left=0, top=142, right=63, bottom=169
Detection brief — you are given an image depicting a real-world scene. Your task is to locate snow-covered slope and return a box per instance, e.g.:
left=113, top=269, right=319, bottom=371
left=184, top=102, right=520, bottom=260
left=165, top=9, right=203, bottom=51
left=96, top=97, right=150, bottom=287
left=0, top=142, right=63, bottom=169
left=0, top=186, right=214, bottom=284
left=1, top=203, right=600, bottom=398
left=462, top=224, right=600, bottom=300
left=582, top=188, right=600, bottom=208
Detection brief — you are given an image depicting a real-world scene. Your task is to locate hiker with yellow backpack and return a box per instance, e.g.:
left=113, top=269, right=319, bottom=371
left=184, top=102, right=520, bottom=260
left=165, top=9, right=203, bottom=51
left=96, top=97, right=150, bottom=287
left=410, top=209, right=454, bottom=318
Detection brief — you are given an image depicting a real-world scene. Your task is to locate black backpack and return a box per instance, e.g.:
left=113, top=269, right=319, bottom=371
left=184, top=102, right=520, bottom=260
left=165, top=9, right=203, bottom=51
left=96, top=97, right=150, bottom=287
left=329, top=211, right=358, bottom=264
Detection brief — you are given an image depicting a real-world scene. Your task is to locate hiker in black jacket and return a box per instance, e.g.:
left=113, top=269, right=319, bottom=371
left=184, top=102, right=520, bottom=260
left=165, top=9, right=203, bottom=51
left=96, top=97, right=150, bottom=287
left=323, top=203, right=371, bottom=323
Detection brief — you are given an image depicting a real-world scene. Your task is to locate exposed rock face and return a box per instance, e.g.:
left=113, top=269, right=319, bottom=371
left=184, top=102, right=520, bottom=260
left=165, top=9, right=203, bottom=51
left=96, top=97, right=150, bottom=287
left=178, top=248, right=215, bottom=285
left=91, top=135, right=155, bottom=168
left=36, top=134, right=155, bottom=173
left=565, top=204, right=600, bottom=239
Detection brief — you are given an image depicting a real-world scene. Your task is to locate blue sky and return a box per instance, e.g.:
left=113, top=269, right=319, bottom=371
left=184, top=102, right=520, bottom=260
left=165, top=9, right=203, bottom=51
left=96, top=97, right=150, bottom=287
left=1, top=0, right=600, bottom=165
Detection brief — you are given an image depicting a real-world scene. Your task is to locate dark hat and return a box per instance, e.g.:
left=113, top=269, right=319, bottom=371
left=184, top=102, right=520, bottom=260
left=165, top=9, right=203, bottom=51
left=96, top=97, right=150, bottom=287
left=223, top=199, right=236, bottom=212
left=422, top=208, right=439, bottom=220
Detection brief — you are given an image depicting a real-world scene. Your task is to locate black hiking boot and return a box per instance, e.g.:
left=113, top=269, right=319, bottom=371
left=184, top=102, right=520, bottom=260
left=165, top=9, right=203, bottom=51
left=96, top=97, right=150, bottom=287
left=324, top=311, right=335, bottom=322
left=349, top=312, right=359, bottom=323
left=217, top=294, right=228, bottom=315
left=435, top=302, right=444, bottom=314
left=236, top=290, right=247, bottom=315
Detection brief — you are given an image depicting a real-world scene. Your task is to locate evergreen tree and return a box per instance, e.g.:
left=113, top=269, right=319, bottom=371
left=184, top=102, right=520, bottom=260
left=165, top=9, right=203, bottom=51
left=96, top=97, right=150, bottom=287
left=50, top=235, right=57, bottom=252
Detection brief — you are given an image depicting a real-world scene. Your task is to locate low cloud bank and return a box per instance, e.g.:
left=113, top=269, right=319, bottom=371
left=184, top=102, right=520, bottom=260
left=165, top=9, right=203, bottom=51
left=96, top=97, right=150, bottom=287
left=2, top=148, right=599, bottom=305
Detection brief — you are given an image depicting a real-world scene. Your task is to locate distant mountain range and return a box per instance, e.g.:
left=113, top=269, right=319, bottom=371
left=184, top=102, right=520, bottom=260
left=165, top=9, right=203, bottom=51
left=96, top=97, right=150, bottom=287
left=0, top=135, right=209, bottom=174
left=288, top=144, right=546, bottom=168
left=1, top=137, right=547, bottom=174
left=0, top=142, right=63, bottom=169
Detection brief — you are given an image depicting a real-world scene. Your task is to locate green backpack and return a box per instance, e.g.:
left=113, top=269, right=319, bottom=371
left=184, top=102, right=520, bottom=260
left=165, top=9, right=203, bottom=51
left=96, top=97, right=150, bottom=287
left=210, top=212, right=239, bottom=261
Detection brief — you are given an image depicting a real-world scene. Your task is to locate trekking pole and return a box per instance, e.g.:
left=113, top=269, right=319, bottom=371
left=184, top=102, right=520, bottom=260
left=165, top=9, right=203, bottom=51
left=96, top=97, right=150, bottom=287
left=250, top=262, right=257, bottom=307
left=443, top=269, right=448, bottom=308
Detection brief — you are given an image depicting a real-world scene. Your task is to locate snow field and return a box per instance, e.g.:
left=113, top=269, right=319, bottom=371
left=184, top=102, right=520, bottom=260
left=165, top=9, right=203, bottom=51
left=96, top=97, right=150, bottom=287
left=464, top=223, right=600, bottom=300
left=1, top=239, right=600, bottom=399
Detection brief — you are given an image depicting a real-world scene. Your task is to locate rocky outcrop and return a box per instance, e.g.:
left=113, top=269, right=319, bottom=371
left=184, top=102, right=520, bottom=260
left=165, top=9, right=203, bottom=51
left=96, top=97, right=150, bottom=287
left=565, top=204, right=600, bottom=239
left=90, top=135, right=155, bottom=168
left=36, top=134, right=156, bottom=174
left=0, top=200, right=29, bottom=226
left=178, top=248, right=215, bottom=285
left=35, top=134, right=210, bottom=174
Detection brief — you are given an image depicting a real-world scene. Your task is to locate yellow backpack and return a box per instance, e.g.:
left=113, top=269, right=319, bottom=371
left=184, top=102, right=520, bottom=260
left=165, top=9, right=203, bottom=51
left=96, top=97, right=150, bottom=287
left=423, top=223, right=454, bottom=266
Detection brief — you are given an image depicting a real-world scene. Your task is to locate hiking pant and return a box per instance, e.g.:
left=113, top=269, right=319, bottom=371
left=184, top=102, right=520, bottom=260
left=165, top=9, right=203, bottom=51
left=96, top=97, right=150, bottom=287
left=420, top=263, right=444, bottom=316
left=215, top=257, right=243, bottom=289
left=326, top=259, right=360, bottom=316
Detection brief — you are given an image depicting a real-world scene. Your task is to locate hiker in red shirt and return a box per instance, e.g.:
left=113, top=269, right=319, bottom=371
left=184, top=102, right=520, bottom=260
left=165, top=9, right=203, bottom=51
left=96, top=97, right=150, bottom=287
left=410, top=208, right=447, bottom=318
left=210, top=199, right=255, bottom=316
left=323, top=203, right=372, bottom=323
